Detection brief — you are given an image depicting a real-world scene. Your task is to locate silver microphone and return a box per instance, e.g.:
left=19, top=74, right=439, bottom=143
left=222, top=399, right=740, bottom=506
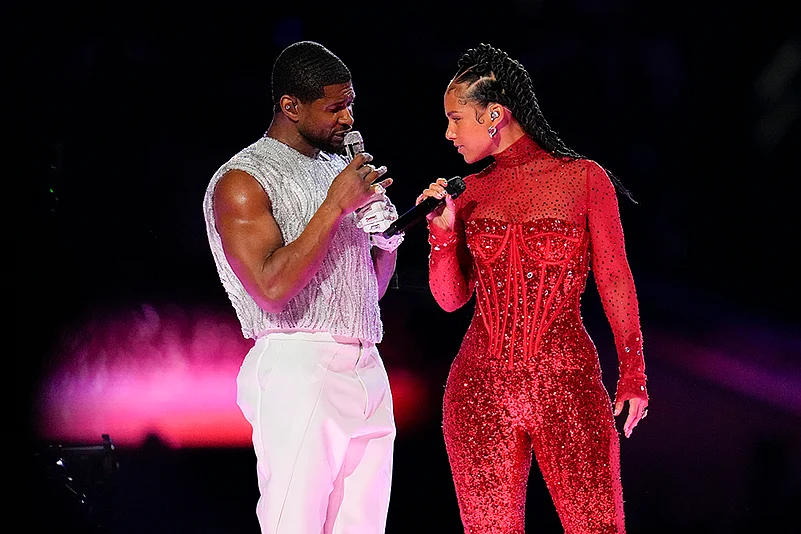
left=343, top=130, right=364, bottom=161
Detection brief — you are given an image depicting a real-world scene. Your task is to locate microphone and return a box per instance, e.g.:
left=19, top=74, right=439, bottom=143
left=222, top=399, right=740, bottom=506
left=343, top=130, right=364, bottom=161
left=343, top=130, right=467, bottom=238
left=381, top=176, right=466, bottom=238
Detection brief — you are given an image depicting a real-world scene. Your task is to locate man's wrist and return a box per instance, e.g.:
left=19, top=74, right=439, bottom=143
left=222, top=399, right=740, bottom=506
left=370, top=232, right=404, bottom=252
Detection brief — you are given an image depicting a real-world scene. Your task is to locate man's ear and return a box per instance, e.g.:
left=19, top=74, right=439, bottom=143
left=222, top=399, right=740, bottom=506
left=279, top=96, right=298, bottom=119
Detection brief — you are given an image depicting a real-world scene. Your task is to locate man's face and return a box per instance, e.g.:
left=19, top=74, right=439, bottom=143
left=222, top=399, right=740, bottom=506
left=297, top=82, right=355, bottom=154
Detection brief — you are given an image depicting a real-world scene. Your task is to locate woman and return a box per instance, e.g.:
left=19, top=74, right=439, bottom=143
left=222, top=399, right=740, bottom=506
left=419, top=43, right=649, bottom=533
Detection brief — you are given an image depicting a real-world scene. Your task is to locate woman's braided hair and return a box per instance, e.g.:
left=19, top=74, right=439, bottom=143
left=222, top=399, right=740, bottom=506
left=453, top=43, right=636, bottom=203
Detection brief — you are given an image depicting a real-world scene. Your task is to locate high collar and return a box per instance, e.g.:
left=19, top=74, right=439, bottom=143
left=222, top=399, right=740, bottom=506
left=493, top=135, right=546, bottom=168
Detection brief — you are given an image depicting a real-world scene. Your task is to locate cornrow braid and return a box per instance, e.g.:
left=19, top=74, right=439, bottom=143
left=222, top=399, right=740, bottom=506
left=453, top=43, right=636, bottom=203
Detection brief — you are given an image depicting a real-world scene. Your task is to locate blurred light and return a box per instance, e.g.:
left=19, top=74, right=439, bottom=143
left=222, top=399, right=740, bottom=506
left=35, top=302, right=429, bottom=447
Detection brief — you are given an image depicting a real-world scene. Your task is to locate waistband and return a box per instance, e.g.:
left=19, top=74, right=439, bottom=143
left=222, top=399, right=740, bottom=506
left=255, top=329, right=374, bottom=348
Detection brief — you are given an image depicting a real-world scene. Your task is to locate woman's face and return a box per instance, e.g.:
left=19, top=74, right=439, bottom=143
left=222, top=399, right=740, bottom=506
left=444, top=84, right=495, bottom=164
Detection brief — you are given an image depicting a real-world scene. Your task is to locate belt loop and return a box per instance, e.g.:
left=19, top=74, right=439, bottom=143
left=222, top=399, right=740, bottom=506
left=355, top=340, right=364, bottom=366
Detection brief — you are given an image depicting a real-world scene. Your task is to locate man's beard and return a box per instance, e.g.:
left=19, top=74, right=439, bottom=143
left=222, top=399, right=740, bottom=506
left=301, top=127, right=345, bottom=155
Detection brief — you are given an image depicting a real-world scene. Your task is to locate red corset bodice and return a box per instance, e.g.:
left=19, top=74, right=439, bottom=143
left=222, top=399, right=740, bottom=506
left=465, top=217, right=590, bottom=367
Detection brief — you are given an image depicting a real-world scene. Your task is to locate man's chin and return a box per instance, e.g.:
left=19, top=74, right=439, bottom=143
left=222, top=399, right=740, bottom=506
left=329, top=134, right=347, bottom=154
left=311, top=137, right=344, bottom=155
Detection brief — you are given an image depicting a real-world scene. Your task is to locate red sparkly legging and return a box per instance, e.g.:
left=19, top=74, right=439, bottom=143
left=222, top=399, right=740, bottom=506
left=442, top=324, right=626, bottom=534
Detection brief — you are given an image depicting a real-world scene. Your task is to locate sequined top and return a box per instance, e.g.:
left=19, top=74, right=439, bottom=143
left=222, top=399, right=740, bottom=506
left=428, top=135, right=647, bottom=403
left=203, top=136, right=384, bottom=343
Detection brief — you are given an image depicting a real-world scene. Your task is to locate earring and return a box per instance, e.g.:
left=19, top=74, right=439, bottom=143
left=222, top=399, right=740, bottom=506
left=490, top=110, right=499, bottom=121
left=488, top=126, right=497, bottom=138
left=285, top=104, right=291, bottom=110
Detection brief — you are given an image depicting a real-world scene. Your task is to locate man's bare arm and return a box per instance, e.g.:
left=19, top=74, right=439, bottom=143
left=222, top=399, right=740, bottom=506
left=213, top=169, right=345, bottom=313
left=371, top=247, right=397, bottom=299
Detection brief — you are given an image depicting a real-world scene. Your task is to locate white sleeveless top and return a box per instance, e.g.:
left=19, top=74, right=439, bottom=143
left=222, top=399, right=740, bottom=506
left=202, top=136, right=383, bottom=343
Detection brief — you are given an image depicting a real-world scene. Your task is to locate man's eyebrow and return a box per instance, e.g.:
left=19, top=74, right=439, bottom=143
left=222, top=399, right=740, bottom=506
left=326, top=95, right=355, bottom=109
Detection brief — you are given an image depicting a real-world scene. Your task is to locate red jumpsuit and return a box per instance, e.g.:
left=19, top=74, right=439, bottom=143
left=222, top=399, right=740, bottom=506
left=428, top=135, right=648, bottom=534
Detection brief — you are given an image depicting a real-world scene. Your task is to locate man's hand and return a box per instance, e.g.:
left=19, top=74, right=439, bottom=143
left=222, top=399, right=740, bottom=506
left=355, top=192, right=399, bottom=234
left=325, top=152, right=391, bottom=216
left=355, top=191, right=404, bottom=252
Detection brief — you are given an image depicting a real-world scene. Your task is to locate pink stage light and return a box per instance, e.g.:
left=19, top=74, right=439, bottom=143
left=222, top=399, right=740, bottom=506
left=35, top=302, right=430, bottom=448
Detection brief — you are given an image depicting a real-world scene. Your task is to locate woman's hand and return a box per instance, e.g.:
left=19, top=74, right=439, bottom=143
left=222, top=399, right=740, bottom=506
left=614, top=397, right=648, bottom=438
left=417, top=177, right=457, bottom=234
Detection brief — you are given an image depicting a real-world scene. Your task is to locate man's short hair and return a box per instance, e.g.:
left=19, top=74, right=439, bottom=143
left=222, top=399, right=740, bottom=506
left=271, top=41, right=352, bottom=107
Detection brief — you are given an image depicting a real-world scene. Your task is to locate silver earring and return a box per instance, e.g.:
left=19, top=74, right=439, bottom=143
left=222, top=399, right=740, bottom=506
left=490, top=110, right=499, bottom=121
left=488, top=126, right=497, bottom=138
left=285, top=104, right=291, bottom=110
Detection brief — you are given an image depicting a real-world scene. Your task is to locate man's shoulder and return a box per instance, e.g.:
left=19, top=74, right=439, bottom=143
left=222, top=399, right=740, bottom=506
left=217, top=138, right=287, bottom=176
left=231, top=136, right=273, bottom=162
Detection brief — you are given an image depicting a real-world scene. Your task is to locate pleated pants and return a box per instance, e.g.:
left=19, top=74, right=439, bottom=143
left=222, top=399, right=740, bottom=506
left=236, top=331, right=396, bottom=534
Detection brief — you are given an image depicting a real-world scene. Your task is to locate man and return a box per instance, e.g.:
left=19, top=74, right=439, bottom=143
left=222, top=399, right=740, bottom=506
left=202, top=41, right=403, bottom=534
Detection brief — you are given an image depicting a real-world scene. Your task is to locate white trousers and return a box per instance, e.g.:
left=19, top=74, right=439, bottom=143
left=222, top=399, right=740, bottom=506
left=236, top=331, right=396, bottom=534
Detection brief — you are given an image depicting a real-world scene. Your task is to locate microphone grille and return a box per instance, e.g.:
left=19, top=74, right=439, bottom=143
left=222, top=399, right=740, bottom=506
left=343, top=130, right=364, bottom=161
left=445, top=176, right=466, bottom=199
left=343, top=130, right=363, bottom=145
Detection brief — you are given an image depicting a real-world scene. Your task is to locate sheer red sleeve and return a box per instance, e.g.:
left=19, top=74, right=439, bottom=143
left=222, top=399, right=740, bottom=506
left=586, top=162, right=648, bottom=404
left=427, top=215, right=474, bottom=313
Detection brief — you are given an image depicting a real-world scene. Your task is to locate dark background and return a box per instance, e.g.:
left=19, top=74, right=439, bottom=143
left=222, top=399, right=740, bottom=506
left=15, top=1, right=800, bottom=532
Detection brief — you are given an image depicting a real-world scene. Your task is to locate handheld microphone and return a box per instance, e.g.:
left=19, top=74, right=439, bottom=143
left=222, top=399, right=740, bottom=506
left=381, top=176, right=466, bottom=238
left=343, top=131, right=467, bottom=238
left=343, top=131, right=364, bottom=161
left=343, top=129, right=386, bottom=186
